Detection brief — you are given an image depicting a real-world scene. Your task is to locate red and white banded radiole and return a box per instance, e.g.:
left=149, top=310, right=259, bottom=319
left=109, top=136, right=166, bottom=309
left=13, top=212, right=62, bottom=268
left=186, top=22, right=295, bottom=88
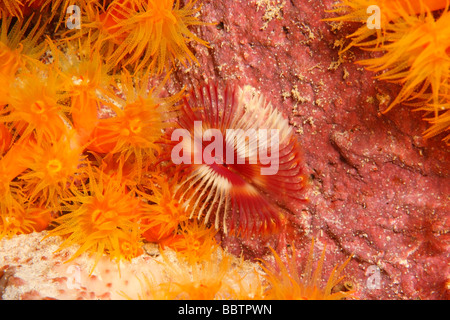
left=170, top=83, right=308, bottom=237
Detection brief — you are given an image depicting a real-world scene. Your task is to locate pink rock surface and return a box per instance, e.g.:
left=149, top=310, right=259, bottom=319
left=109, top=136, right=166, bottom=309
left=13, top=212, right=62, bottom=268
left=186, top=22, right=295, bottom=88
left=168, top=0, right=449, bottom=299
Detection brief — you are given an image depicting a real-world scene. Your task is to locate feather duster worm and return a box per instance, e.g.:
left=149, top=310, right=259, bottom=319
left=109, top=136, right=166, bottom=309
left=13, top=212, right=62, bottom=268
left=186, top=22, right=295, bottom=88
left=259, top=239, right=355, bottom=300
left=170, top=84, right=307, bottom=237
left=45, top=166, right=144, bottom=272
left=66, top=0, right=210, bottom=74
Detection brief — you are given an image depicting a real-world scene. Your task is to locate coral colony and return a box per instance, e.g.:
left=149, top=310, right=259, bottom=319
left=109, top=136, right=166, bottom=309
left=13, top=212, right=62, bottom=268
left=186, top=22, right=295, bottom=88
left=0, top=0, right=447, bottom=300
left=325, top=0, right=450, bottom=143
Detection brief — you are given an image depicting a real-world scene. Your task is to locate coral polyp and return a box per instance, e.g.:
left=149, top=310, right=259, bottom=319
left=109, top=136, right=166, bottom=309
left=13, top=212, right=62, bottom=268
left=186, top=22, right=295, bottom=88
left=0, top=122, right=11, bottom=153
left=0, top=14, right=47, bottom=76
left=260, top=240, right=354, bottom=300
left=0, top=197, right=53, bottom=239
left=107, top=0, right=210, bottom=74
left=172, top=84, right=307, bottom=237
left=139, top=174, right=189, bottom=243
left=325, top=0, right=448, bottom=53
left=420, top=97, right=450, bottom=143
left=68, top=0, right=210, bottom=75
left=2, top=69, right=70, bottom=143
left=0, top=0, right=26, bottom=18
left=326, top=0, right=450, bottom=144
left=50, top=41, right=116, bottom=143
left=160, top=219, right=219, bottom=263
left=46, top=166, right=145, bottom=271
left=358, top=9, right=450, bottom=112
left=18, top=131, right=87, bottom=208
left=87, top=72, right=181, bottom=178
left=134, top=249, right=262, bottom=300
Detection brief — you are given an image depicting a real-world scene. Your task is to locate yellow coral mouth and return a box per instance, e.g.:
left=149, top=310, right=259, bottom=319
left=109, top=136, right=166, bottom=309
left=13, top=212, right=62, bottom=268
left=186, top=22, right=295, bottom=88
left=46, top=159, right=62, bottom=174
left=129, top=119, right=142, bottom=134
left=31, top=100, right=47, bottom=114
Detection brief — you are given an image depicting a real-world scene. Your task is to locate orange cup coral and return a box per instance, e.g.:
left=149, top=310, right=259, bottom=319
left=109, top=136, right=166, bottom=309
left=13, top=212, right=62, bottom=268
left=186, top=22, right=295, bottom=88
left=46, top=166, right=145, bottom=272
left=260, top=240, right=354, bottom=300
left=67, top=0, right=211, bottom=75
left=139, top=174, right=189, bottom=243
left=325, top=0, right=450, bottom=144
